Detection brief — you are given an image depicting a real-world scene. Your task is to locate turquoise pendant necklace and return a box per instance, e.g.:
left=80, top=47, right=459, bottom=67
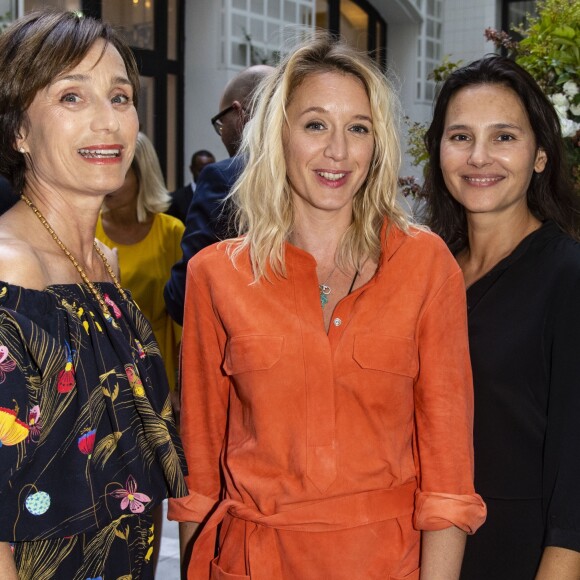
left=318, top=269, right=359, bottom=308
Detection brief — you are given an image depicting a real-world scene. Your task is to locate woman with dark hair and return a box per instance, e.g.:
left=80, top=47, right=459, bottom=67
left=0, top=9, right=186, bottom=579
left=423, top=55, right=580, bottom=579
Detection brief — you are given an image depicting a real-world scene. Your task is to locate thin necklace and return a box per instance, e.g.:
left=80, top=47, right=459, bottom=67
left=319, top=265, right=338, bottom=308
left=21, top=194, right=128, bottom=325
left=318, top=268, right=358, bottom=308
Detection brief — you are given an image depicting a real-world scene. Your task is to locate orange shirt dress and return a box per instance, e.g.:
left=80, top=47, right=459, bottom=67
left=169, top=222, right=486, bottom=580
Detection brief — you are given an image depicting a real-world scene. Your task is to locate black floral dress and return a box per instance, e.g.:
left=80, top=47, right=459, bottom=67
left=0, top=281, right=188, bottom=580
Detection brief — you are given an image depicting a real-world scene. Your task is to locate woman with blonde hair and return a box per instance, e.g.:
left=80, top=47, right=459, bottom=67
left=170, top=36, right=486, bottom=579
left=97, top=132, right=184, bottom=394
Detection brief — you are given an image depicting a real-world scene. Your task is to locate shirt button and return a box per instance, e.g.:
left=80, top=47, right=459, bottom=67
left=333, top=317, right=342, bottom=327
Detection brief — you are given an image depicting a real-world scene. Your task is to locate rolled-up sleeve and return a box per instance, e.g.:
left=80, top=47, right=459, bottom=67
left=413, top=268, right=486, bottom=534
left=167, top=253, right=229, bottom=523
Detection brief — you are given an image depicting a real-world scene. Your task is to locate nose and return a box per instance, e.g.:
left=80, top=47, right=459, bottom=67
left=324, top=129, right=348, bottom=161
left=467, top=139, right=492, bottom=167
left=90, top=99, right=120, bottom=133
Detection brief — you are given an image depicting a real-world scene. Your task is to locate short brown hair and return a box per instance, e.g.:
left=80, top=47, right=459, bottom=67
left=0, top=9, right=140, bottom=194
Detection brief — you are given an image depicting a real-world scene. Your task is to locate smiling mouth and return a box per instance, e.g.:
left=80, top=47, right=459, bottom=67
left=317, top=171, right=346, bottom=181
left=463, top=176, right=502, bottom=184
left=78, top=148, right=121, bottom=159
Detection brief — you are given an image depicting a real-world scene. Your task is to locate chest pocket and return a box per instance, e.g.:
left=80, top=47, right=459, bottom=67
left=223, top=335, right=284, bottom=375
left=353, top=334, right=418, bottom=378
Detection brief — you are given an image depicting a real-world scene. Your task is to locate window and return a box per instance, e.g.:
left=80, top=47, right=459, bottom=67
left=416, top=0, right=443, bottom=102
left=502, top=0, right=537, bottom=42
left=222, top=0, right=386, bottom=70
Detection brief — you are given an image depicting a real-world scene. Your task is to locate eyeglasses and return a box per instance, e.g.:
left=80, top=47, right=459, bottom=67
left=211, top=104, right=237, bottom=136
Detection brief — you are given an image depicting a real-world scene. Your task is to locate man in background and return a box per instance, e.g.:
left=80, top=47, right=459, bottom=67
left=166, top=149, right=215, bottom=223
left=164, top=64, right=273, bottom=325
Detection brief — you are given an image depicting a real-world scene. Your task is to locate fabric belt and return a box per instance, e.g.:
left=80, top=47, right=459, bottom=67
left=188, top=480, right=417, bottom=579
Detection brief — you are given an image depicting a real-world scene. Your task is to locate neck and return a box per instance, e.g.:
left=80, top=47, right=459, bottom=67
left=22, top=186, right=102, bottom=268
left=290, top=209, right=352, bottom=266
left=459, top=209, right=542, bottom=286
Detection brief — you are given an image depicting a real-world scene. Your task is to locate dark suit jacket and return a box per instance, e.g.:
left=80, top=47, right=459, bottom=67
left=166, top=183, right=194, bottom=224
left=164, top=156, right=244, bottom=325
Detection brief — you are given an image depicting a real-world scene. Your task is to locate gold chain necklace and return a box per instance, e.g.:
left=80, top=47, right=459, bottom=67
left=21, top=194, right=127, bottom=325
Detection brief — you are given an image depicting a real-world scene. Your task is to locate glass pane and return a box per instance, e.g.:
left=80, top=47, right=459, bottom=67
left=231, top=41, right=248, bottom=67
left=340, top=0, right=368, bottom=53
left=372, top=21, right=385, bottom=66
left=137, top=75, right=155, bottom=142
left=251, top=0, right=264, bottom=14
left=232, top=12, right=247, bottom=38
left=507, top=1, right=537, bottom=28
left=167, top=0, right=178, bottom=60
left=267, top=0, right=280, bottom=19
left=0, top=0, right=17, bottom=29
left=166, top=75, right=177, bottom=191
left=267, top=22, right=280, bottom=44
left=299, top=3, right=313, bottom=27
left=316, top=0, right=328, bottom=30
left=232, top=0, right=247, bottom=8
left=284, top=0, right=296, bottom=22
left=250, top=17, right=264, bottom=42
left=102, top=0, right=155, bottom=51
left=24, top=0, right=80, bottom=12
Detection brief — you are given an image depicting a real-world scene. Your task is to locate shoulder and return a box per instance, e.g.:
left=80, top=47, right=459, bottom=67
left=0, top=226, right=49, bottom=290
left=389, top=223, right=458, bottom=269
left=540, top=224, right=580, bottom=264
left=189, top=240, right=243, bottom=279
left=155, top=212, right=186, bottom=236
left=198, top=157, right=244, bottom=185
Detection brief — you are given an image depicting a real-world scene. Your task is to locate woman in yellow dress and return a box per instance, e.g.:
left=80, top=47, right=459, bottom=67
left=96, top=132, right=184, bottom=394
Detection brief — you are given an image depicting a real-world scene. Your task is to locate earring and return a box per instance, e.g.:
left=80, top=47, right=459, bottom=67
left=18, top=147, right=25, bottom=153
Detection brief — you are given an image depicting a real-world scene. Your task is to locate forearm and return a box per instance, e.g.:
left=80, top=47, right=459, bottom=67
left=179, top=521, right=199, bottom=580
left=536, top=546, right=580, bottom=579
left=0, top=542, right=19, bottom=580
left=420, top=526, right=467, bottom=580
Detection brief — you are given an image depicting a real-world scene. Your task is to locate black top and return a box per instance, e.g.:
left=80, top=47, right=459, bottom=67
left=0, top=282, right=187, bottom=541
left=166, top=182, right=194, bottom=224
left=467, top=220, right=580, bottom=551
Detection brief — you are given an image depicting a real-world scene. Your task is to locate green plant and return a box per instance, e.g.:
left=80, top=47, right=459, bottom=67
left=486, top=0, right=579, bottom=192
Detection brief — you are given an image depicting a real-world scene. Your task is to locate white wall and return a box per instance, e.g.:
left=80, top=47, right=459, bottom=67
left=441, top=0, right=500, bottom=64
left=184, top=1, right=238, bottom=183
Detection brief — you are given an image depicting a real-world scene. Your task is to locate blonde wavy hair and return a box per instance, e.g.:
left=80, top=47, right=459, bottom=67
left=229, top=34, right=410, bottom=281
left=132, top=131, right=171, bottom=222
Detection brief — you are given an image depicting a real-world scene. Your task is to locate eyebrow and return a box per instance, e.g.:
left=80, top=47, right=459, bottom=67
left=52, top=73, right=132, bottom=86
left=445, top=122, right=522, bottom=132
left=299, top=106, right=372, bottom=123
